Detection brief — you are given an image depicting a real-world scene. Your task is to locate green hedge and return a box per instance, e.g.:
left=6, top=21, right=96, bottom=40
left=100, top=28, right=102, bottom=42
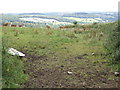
left=104, top=21, right=120, bottom=71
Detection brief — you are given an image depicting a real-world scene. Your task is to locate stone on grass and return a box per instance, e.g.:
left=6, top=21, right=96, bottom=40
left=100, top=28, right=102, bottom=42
left=67, top=71, right=73, bottom=75
left=92, top=53, right=95, bottom=55
left=8, top=48, right=25, bottom=57
left=114, top=72, right=119, bottom=76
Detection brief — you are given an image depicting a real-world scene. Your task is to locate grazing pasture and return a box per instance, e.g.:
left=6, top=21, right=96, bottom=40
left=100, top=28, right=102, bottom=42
left=2, top=22, right=119, bottom=88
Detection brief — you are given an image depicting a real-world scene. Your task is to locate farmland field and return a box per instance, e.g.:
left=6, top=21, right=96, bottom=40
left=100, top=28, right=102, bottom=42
left=2, top=22, right=119, bottom=88
left=19, top=17, right=72, bottom=25
left=63, top=17, right=104, bottom=23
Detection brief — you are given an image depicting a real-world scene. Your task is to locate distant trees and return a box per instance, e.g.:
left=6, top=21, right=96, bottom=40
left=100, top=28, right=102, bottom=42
left=93, top=22, right=98, bottom=25
left=73, top=21, right=78, bottom=25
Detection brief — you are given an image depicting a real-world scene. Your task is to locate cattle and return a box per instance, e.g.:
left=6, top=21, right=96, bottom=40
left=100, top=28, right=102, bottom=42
left=46, top=25, right=50, bottom=29
left=59, top=26, right=64, bottom=29
left=18, top=25, right=23, bottom=27
left=2, top=23, right=25, bottom=28
left=11, top=24, right=17, bottom=27
left=3, top=23, right=9, bottom=26
left=59, top=25, right=70, bottom=30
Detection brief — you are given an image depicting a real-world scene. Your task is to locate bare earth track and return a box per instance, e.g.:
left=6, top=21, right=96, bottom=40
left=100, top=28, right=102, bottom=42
left=22, top=50, right=119, bottom=88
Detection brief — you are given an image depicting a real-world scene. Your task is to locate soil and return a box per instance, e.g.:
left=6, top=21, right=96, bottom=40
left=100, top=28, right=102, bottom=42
left=22, top=50, right=119, bottom=88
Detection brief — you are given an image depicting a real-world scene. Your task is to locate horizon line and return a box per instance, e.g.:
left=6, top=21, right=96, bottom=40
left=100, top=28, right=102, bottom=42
left=0, top=11, right=118, bottom=14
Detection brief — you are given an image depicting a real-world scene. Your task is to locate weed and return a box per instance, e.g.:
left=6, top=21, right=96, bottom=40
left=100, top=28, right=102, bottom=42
left=73, top=28, right=82, bottom=34
left=35, top=30, right=39, bottom=34
left=66, top=32, right=76, bottom=39
left=20, top=30, right=24, bottom=34
left=14, top=30, right=19, bottom=36
left=46, top=31, right=52, bottom=35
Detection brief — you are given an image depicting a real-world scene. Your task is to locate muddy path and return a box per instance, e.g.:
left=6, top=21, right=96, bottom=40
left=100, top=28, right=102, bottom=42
left=22, top=50, right=119, bottom=88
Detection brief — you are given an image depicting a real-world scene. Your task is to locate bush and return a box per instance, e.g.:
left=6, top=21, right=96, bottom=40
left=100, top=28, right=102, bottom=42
left=104, top=21, right=120, bottom=70
left=2, top=46, right=28, bottom=88
left=73, top=21, right=78, bottom=25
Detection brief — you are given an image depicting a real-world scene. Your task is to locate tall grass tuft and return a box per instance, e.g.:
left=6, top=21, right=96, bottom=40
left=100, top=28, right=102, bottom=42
left=66, top=32, right=76, bottom=39
left=46, top=31, right=52, bottom=35
left=35, top=30, right=39, bottom=34
left=14, top=30, right=19, bottom=36
left=73, top=28, right=82, bottom=34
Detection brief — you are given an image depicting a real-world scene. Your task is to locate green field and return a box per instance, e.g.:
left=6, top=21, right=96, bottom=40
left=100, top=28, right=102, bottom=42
left=2, top=22, right=119, bottom=88
left=64, top=17, right=103, bottom=23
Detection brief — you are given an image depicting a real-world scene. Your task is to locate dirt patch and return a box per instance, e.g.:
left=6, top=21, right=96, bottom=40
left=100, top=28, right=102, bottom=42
left=75, top=54, right=88, bottom=59
left=23, top=52, right=119, bottom=88
left=24, top=67, right=69, bottom=88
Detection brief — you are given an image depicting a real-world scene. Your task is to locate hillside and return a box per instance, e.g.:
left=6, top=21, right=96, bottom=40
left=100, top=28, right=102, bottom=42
left=2, top=22, right=119, bottom=88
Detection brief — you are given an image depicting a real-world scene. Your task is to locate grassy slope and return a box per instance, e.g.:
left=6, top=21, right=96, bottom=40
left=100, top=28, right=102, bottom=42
left=2, top=23, right=119, bottom=88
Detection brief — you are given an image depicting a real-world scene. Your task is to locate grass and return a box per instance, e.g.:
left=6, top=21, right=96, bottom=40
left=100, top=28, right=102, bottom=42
left=2, top=22, right=119, bottom=88
left=2, top=46, right=28, bottom=88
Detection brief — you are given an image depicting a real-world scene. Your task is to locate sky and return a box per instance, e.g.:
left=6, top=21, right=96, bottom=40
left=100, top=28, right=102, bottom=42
left=0, top=0, right=119, bottom=13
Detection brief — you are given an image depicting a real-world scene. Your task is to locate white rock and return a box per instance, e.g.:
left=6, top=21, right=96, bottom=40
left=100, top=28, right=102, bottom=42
left=92, top=53, right=95, bottom=55
left=8, top=48, right=25, bottom=57
left=67, top=71, right=73, bottom=75
left=114, top=72, right=119, bottom=76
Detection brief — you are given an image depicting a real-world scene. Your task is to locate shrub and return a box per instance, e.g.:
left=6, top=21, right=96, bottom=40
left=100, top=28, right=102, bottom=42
left=73, top=21, right=78, bottom=25
left=104, top=21, right=120, bottom=70
left=93, top=22, right=98, bottom=25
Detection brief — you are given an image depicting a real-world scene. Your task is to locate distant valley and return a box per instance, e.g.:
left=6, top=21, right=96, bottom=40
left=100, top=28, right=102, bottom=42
left=1, top=12, right=118, bottom=27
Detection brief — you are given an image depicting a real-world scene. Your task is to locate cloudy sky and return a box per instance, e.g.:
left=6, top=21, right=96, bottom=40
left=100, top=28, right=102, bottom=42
left=0, top=0, right=119, bottom=13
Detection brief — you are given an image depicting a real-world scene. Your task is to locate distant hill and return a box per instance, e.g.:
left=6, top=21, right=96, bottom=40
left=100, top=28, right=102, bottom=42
left=1, top=12, right=118, bottom=27
left=19, top=13, right=45, bottom=15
